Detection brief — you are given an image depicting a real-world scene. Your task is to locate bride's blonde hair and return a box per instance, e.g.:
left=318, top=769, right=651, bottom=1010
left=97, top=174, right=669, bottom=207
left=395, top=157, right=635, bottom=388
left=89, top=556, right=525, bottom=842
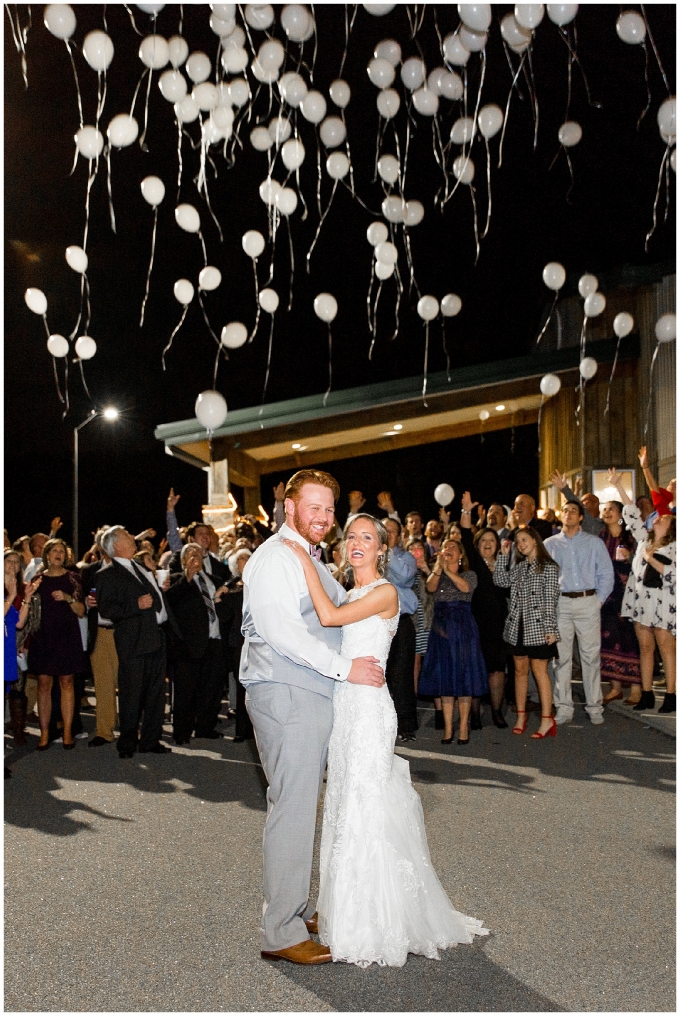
left=341, top=513, right=389, bottom=580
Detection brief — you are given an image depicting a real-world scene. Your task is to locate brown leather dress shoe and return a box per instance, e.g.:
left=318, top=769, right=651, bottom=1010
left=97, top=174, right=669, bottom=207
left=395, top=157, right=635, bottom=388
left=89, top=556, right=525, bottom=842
left=261, top=940, right=332, bottom=965
left=602, top=690, right=623, bottom=705
left=304, top=912, right=319, bottom=934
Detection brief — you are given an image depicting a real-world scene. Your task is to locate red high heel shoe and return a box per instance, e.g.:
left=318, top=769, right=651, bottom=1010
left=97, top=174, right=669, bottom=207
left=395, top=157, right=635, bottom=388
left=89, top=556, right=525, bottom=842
left=512, top=711, right=528, bottom=735
left=531, top=716, right=557, bottom=739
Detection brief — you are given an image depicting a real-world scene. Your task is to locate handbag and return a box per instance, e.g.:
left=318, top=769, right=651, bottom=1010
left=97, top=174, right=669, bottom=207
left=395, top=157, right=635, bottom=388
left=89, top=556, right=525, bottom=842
left=642, top=552, right=672, bottom=590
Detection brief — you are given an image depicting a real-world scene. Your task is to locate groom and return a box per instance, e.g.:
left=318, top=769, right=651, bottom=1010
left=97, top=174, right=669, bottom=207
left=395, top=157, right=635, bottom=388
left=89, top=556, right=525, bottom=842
left=240, top=469, right=385, bottom=965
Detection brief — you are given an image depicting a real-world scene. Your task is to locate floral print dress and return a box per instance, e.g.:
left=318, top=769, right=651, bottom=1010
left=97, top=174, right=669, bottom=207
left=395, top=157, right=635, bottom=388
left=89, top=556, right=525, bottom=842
left=621, top=505, right=676, bottom=635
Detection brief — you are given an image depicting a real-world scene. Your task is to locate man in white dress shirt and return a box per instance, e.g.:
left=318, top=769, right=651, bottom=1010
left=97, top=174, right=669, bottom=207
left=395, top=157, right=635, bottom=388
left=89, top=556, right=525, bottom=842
left=241, top=470, right=385, bottom=966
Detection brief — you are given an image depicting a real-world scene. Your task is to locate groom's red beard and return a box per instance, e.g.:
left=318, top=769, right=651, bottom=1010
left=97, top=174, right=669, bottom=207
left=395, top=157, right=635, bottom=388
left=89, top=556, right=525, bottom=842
left=292, top=505, right=333, bottom=546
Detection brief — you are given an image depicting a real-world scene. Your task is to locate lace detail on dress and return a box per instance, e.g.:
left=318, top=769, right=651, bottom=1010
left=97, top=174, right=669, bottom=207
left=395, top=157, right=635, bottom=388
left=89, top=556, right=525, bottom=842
left=318, top=578, right=488, bottom=968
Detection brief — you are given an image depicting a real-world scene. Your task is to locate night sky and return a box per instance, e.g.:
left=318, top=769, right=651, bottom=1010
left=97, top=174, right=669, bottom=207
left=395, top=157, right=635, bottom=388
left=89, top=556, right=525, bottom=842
left=4, top=4, right=676, bottom=548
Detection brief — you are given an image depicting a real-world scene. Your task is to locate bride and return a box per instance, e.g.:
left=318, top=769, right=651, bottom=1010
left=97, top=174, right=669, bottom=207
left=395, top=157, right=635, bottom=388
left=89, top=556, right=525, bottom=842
left=281, top=513, right=488, bottom=968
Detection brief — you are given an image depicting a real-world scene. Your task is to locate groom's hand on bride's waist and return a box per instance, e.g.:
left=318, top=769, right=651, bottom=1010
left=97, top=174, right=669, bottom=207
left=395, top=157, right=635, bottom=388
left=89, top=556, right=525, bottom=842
left=347, top=657, right=385, bottom=687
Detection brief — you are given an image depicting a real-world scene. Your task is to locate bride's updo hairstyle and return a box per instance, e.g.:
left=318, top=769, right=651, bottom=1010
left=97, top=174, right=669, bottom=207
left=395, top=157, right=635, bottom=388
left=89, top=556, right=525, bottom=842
left=342, top=513, right=389, bottom=578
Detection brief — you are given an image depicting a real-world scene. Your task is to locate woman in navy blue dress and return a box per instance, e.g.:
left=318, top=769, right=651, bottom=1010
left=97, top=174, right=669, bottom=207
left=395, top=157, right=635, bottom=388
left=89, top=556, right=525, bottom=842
left=418, top=538, right=489, bottom=745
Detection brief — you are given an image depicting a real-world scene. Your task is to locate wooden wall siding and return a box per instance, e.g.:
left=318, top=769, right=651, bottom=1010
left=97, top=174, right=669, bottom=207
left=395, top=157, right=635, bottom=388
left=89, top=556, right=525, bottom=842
left=635, top=273, right=676, bottom=486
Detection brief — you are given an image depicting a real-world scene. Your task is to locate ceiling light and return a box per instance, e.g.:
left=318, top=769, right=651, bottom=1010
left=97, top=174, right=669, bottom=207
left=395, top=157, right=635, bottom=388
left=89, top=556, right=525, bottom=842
left=393, top=423, right=403, bottom=430
left=495, top=404, right=505, bottom=412
left=383, top=430, right=398, bottom=436
left=292, top=442, right=301, bottom=449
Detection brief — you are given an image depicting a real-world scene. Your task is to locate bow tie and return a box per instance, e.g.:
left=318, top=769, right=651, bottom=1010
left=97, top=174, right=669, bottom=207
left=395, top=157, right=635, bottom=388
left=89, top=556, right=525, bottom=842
left=309, top=544, right=322, bottom=562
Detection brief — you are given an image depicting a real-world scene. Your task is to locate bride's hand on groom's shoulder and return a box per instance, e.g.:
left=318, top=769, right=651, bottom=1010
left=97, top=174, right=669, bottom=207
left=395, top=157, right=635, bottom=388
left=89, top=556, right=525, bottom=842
left=281, top=537, right=311, bottom=564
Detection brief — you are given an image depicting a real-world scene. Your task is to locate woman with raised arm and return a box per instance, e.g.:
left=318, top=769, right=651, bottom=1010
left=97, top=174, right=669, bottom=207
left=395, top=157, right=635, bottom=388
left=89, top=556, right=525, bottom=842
left=281, top=513, right=488, bottom=968
left=598, top=498, right=641, bottom=706
left=609, top=468, right=676, bottom=713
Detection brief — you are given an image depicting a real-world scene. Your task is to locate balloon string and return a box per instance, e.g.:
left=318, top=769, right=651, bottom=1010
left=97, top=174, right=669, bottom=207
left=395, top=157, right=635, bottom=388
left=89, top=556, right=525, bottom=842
left=640, top=5, right=670, bottom=95
left=176, top=117, right=183, bottom=200
left=470, top=185, right=480, bottom=265
left=7, top=4, right=30, bottom=88
left=105, top=143, right=117, bottom=233
left=537, top=393, right=545, bottom=456
left=296, top=166, right=308, bottom=221
left=579, top=311, right=587, bottom=362
left=82, top=161, right=97, bottom=252
left=315, top=132, right=323, bottom=217
left=370, top=280, right=383, bottom=360
left=51, top=355, right=65, bottom=406
left=198, top=290, right=221, bottom=345
left=123, top=4, right=144, bottom=35
left=338, top=4, right=358, bottom=78
left=562, top=27, right=573, bottom=122
left=78, top=359, right=93, bottom=402
left=645, top=145, right=671, bottom=252
left=441, top=318, right=451, bottom=382
left=372, top=114, right=388, bottom=184
left=83, top=272, right=92, bottom=336
left=259, top=314, right=276, bottom=413
left=129, top=67, right=149, bottom=121
left=140, top=206, right=158, bottom=327
left=213, top=344, right=229, bottom=390
left=643, top=342, right=661, bottom=439
left=402, top=115, right=411, bottom=198
left=286, top=216, right=295, bottom=312
left=162, top=305, right=189, bottom=370
left=637, top=40, right=652, bottom=131
left=306, top=179, right=338, bottom=273
left=96, top=69, right=108, bottom=128
left=564, top=147, right=575, bottom=204
left=309, top=5, right=318, bottom=84
left=249, top=259, right=261, bottom=343
left=65, top=40, right=84, bottom=128
left=525, top=45, right=539, bottom=150
left=197, top=229, right=208, bottom=267
left=70, top=275, right=85, bottom=341
left=422, top=322, right=430, bottom=408
left=139, top=63, right=153, bottom=151
left=535, top=292, right=559, bottom=346
left=604, top=334, right=623, bottom=417
left=391, top=262, right=403, bottom=342
left=323, top=323, right=333, bottom=407
left=265, top=212, right=277, bottom=287
left=339, top=178, right=381, bottom=216
left=343, top=111, right=356, bottom=197
left=366, top=258, right=376, bottom=351
left=402, top=228, right=420, bottom=300
left=432, top=116, right=448, bottom=196
left=557, top=21, right=601, bottom=109
left=62, top=357, right=70, bottom=420
left=481, top=136, right=492, bottom=240
left=498, top=49, right=526, bottom=169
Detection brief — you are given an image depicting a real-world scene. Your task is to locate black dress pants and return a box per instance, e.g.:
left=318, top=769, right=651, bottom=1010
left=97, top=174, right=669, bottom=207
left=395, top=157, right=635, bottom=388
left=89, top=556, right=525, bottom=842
left=173, top=639, right=226, bottom=741
left=117, top=642, right=167, bottom=754
left=385, top=613, right=418, bottom=734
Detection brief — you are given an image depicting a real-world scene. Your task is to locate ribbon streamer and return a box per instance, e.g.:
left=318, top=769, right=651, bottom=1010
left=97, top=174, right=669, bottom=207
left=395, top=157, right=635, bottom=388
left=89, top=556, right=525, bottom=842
left=369, top=280, right=383, bottom=360
left=69, top=273, right=91, bottom=341
left=286, top=216, right=295, bottom=312
left=139, top=60, right=154, bottom=151
left=162, top=305, right=189, bottom=370
left=643, top=342, right=661, bottom=439
left=51, top=355, right=66, bottom=406
left=604, top=334, right=623, bottom=417
left=7, top=4, right=31, bottom=89
left=259, top=314, right=276, bottom=413
left=65, top=40, right=84, bottom=129
left=338, top=4, right=358, bottom=79
left=535, top=292, right=559, bottom=346
left=537, top=393, right=545, bottom=455
left=306, top=179, right=338, bottom=273
left=248, top=259, right=261, bottom=342
left=105, top=144, right=117, bottom=232
left=636, top=40, right=652, bottom=130
left=123, top=4, right=144, bottom=35
left=441, top=318, right=451, bottom=382
left=323, top=323, right=333, bottom=407
left=498, top=49, right=527, bottom=169
left=366, top=258, right=375, bottom=350
left=140, top=206, right=158, bottom=327
left=645, top=144, right=672, bottom=252
left=78, top=359, right=93, bottom=402
left=640, top=5, right=671, bottom=95
left=213, top=344, right=229, bottom=390
left=197, top=229, right=208, bottom=267
left=62, top=357, right=70, bottom=419
left=422, top=321, right=430, bottom=407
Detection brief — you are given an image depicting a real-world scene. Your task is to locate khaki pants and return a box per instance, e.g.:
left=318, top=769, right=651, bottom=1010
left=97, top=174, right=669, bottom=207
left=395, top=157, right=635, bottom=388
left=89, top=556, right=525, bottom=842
left=91, top=627, right=119, bottom=741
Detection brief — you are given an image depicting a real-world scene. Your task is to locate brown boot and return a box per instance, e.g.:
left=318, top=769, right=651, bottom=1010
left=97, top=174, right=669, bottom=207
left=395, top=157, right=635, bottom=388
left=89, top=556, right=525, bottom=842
left=9, top=696, right=26, bottom=747
left=304, top=912, right=319, bottom=934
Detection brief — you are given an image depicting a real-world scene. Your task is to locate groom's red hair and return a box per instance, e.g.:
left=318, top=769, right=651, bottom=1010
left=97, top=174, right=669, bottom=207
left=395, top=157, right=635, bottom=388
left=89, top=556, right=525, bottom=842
left=284, top=469, right=340, bottom=505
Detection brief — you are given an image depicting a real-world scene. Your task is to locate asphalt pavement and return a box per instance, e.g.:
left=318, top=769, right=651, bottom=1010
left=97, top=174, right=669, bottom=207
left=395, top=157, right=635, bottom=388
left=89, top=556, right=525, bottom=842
left=4, top=700, right=675, bottom=1013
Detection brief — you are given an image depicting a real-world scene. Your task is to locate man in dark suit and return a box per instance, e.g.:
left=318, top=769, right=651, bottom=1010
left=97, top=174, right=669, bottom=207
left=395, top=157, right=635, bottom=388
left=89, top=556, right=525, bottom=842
left=81, top=530, right=119, bottom=748
left=168, top=521, right=229, bottom=586
left=165, top=542, right=230, bottom=744
left=96, top=526, right=179, bottom=759
left=507, top=494, right=554, bottom=543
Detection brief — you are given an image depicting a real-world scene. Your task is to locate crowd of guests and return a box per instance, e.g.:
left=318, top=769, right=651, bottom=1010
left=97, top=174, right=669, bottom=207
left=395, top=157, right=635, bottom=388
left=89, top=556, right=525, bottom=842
left=4, top=445, right=676, bottom=774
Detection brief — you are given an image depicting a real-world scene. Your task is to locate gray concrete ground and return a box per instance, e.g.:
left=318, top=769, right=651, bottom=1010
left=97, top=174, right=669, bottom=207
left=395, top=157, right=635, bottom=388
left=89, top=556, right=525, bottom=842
left=4, top=700, right=675, bottom=1013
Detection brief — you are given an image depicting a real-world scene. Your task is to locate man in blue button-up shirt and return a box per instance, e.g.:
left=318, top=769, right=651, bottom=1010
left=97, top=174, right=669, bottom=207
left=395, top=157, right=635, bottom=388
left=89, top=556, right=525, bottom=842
left=544, top=501, right=614, bottom=726
left=383, top=518, right=419, bottom=740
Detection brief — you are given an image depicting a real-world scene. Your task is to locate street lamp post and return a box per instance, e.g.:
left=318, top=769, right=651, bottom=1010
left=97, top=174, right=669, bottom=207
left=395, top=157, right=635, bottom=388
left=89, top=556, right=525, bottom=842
left=73, top=407, right=119, bottom=560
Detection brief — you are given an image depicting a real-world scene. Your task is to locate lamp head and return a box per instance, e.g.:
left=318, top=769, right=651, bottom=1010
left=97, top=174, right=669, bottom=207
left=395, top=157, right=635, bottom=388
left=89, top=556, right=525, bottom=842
left=102, top=407, right=119, bottom=421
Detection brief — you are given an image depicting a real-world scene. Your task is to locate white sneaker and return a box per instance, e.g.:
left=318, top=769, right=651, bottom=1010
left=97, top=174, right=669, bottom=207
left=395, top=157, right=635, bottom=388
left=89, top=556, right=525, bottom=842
left=589, top=714, right=605, bottom=725
left=76, top=731, right=89, bottom=739
left=554, top=710, right=574, bottom=726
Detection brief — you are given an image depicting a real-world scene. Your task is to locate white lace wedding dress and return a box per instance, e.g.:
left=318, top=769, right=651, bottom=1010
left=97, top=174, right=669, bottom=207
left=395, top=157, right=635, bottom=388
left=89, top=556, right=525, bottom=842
left=317, top=579, right=489, bottom=968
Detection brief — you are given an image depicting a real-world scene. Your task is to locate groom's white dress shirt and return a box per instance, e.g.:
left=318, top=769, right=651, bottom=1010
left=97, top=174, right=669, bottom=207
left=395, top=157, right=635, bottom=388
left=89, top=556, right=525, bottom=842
left=241, top=523, right=352, bottom=683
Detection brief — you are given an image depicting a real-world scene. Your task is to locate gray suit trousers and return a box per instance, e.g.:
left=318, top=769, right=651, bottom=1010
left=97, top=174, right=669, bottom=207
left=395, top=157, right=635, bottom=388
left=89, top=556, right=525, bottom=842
left=246, top=682, right=334, bottom=952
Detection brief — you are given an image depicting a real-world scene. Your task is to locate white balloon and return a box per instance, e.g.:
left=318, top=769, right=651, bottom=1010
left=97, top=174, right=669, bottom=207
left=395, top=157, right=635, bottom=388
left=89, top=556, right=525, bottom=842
left=367, top=221, right=388, bottom=246
left=210, top=13, right=235, bottom=37
left=613, top=312, right=634, bottom=338
left=175, top=95, right=199, bottom=123
left=107, top=113, right=139, bottom=148
left=228, top=78, right=250, bottom=107
left=417, top=295, right=439, bottom=321
left=275, top=187, right=298, bottom=216
left=434, top=482, right=455, bottom=506
left=242, top=230, right=265, bottom=258
left=75, top=126, right=104, bottom=160
left=279, top=72, right=307, bottom=108
left=400, top=57, right=426, bottom=92
left=375, top=259, right=395, bottom=280
left=44, top=5, right=76, bottom=40
left=329, top=79, right=351, bottom=108
left=450, top=116, right=475, bottom=145
left=363, top=3, right=396, bottom=14
left=579, top=356, right=597, bottom=380
left=439, top=71, right=464, bottom=101
left=195, top=390, right=228, bottom=429
left=500, top=13, right=532, bottom=52
left=443, top=33, right=470, bottom=66
left=459, top=25, right=488, bottom=51
left=82, top=30, right=114, bottom=72
left=139, top=34, right=169, bottom=69
left=281, top=138, right=306, bottom=171
left=542, top=261, right=566, bottom=291
left=655, top=313, right=676, bottom=343
left=547, top=4, right=578, bottom=26
left=382, top=195, right=405, bottom=222
left=374, top=39, right=401, bottom=66
left=136, top=3, right=165, bottom=12
left=75, top=335, right=97, bottom=360
left=427, top=68, right=445, bottom=95
left=404, top=200, right=424, bottom=226
left=616, top=10, right=646, bottom=44
left=212, top=4, right=237, bottom=18
left=377, top=88, right=400, bottom=119
left=199, top=266, right=222, bottom=291
left=65, top=245, right=88, bottom=273
left=202, top=115, right=224, bottom=146
left=175, top=203, right=200, bottom=233
left=24, top=288, right=47, bottom=315
left=412, top=87, right=439, bottom=116
left=326, top=152, right=350, bottom=179
left=224, top=25, right=246, bottom=47
left=301, top=90, right=327, bottom=124
left=281, top=4, right=311, bottom=42
left=213, top=105, right=234, bottom=134
left=375, top=241, right=398, bottom=265
left=478, top=104, right=504, bottom=139
left=319, top=116, right=346, bottom=148
left=250, top=126, right=274, bottom=151
left=47, top=334, right=70, bottom=358
left=578, top=273, right=598, bottom=297
left=159, top=69, right=187, bottom=102
left=192, top=82, right=218, bottom=111
left=441, top=293, right=462, bottom=317
left=174, top=278, right=195, bottom=305
left=185, top=51, right=211, bottom=83
left=540, top=373, right=561, bottom=396
left=367, top=57, right=395, bottom=90
left=221, top=322, right=248, bottom=348
left=251, top=58, right=280, bottom=85
left=453, top=155, right=474, bottom=183
left=657, top=97, right=676, bottom=138
left=268, top=115, right=292, bottom=145
left=221, top=45, right=249, bottom=74
left=258, top=38, right=285, bottom=72
left=259, top=177, right=282, bottom=205
left=246, top=4, right=275, bottom=29
left=259, top=287, right=279, bottom=313
left=168, top=35, right=189, bottom=68
left=515, top=4, right=545, bottom=31
left=558, top=120, right=582, bottom=147
left=479, top=409, right=490, bottom=421
left=458, top=3, right=492, bottom=32
left=584, top=292, right=606, bottom=318
left=377, top=154, right=399, bottom=183
left=314, top=293, right=338, bottom=322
